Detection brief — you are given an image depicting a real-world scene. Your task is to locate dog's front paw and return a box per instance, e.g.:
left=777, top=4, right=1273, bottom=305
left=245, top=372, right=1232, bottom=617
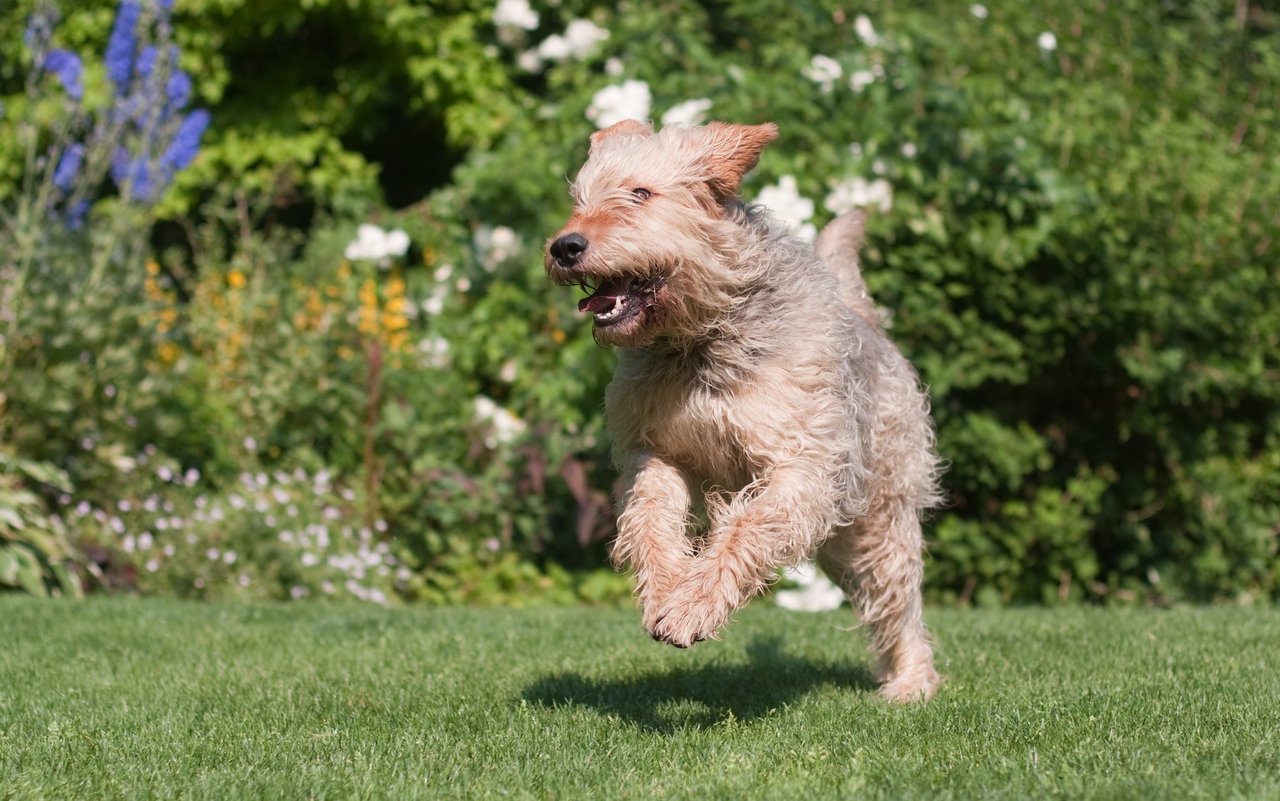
left=647, top=605, right=716, bottom=648
left=645, top=581, right=734, bottom=648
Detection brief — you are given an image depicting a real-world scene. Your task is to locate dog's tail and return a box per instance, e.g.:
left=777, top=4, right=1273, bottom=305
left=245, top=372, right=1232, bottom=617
left=815, top=211, right=881, bottom=326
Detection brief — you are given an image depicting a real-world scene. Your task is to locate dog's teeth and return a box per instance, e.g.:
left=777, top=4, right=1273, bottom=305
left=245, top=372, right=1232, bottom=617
left=594, top=295, right=628, bottom=323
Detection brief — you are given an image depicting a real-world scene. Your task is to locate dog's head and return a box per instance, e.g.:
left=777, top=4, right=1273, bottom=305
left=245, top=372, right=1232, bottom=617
left=545, top=119, right=778, bottom=347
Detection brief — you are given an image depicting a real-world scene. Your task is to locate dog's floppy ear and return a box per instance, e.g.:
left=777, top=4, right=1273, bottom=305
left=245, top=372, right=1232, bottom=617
left=589, top=119, right=655, bottom=154
left=700, top=121, right=779, bottom=198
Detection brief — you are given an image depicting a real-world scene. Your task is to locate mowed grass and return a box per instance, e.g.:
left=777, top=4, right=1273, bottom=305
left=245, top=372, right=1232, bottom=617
left=1, top=599, right=1278, bottom=800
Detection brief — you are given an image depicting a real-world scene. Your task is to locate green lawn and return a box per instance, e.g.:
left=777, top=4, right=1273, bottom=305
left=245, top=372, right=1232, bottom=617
left=1, top=599, right=1278, bottom=800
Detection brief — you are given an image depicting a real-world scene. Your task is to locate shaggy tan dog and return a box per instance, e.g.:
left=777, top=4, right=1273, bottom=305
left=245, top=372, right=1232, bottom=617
left=545, top=119, right=943, bottom=701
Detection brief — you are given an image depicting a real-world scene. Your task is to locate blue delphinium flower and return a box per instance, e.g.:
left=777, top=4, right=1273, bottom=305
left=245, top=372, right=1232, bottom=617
left=162, top=109, right=210, bottom=173
left=105, top=0, right=143, bottom=88
left=26, top=0, right=210, bottom=215
left=53, top=144, right=85, bottom=191
left=44, top=48, right=83, bottom=100
left=166, top=70, right=192, bottom=109
left=66, top=200, right=90, bottom=231
left=136, top=44, right=158, bottom=79
left=23, top=8, right=56, bottom=54
left=111, top=146, right=156, bottom=202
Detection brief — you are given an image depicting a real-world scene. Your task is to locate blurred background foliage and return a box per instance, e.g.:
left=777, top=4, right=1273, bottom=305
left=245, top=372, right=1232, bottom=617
left=0, top=0, right=1276, bottom=605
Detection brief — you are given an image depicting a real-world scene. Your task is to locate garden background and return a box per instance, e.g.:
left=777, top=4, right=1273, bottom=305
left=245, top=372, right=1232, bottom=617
left=1, top=0, right=1277, bottom=608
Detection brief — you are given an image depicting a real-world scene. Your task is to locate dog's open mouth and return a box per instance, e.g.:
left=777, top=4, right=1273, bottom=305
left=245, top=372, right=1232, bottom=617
left=577, top=276, right=663, bottom=328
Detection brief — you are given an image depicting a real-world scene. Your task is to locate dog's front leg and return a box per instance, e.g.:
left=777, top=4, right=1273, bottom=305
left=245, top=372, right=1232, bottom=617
left=611, top=451, right=695, bottom=637
left=649, top=466, right=830, bottom=648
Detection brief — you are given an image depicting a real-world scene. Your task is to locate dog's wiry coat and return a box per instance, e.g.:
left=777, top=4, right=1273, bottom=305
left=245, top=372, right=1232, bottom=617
left=546, top=120, right=944, bottom=701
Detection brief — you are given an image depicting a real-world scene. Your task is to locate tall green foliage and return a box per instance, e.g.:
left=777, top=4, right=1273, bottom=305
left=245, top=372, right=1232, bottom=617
left=1, top=0, right=1276, bottom=603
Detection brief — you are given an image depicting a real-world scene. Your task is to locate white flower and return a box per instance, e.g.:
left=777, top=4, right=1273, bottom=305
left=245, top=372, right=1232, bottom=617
left=418, top=336, right=450, bottom=369
left=290, top=585, right=309, bottom=600
left=754, top=176, right=817, bottom=241
left=775, top=562, right=847, bottom=611
left=536, top=33, right=572, bottom=62
left=1038, top=31, right=1058, bottom=51
left=206, top=548, right=220, bottom=561
left=498, top=359, right=518, bottom=383
left=474, top=225, right=521, bottom=271
left=854, top=14, right=880, bottom=46
left=605, top=57, right=624, bottom=76
left=660, top=98, right=713, bottom=127
left=422, top=287, right=446, bottom=316
left=473, top=396, right=527, bottom=447
left=516, top=49, right=543, bottom=72
left=243, top=436, right=257, bottom=452
left=802, top=54, right=842, bottom=93
left=563, top=19, right=608, bottom=59
left=223, top=550, right=238, bottom=564
left=901, top=142, right=918, bottom=158
left=344, top=224, right=410, bottom=264
left=825, top=176, right=894, bottom=214
left=145, top=559, right=159, bottom=573
left=586, top=80, right=651, bottom=129
left=848, top=69, right=876, bottom=93
left=970, top=3, right=989, bottom=19
left=494, top=0, right=538, bottom=41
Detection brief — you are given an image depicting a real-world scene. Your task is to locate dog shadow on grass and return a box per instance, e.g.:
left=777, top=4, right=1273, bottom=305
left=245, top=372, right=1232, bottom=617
left=521, top=636, right=876, bottom=733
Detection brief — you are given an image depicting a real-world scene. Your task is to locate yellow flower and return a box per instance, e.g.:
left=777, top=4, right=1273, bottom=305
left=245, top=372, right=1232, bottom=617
left=358, top=278, right=379, bottom=335
left=145, top=260, right=160, bottom=276
left=552, top=329, right=566, bottom=344
left=158, top=342, right=180, bottom=363
left=227, top=269, right=247, bottom=289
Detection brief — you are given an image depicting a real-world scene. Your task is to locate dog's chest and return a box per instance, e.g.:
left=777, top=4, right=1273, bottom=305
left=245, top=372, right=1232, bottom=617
left=606, top=356, right=764, bottom=486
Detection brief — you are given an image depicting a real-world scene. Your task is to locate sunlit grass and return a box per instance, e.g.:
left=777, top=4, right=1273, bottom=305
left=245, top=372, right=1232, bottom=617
left=1, top=598, right=1277, bottom=800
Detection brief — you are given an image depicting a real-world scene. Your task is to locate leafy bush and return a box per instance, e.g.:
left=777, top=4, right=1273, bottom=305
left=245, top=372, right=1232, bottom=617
left=0, top=450, right=82, bottom=596
left=1, top=0, right=1276, bottom=604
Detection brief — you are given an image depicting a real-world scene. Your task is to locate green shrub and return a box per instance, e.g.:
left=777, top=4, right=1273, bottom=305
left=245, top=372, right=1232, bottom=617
left=2, top=0, right=1276, bottom=604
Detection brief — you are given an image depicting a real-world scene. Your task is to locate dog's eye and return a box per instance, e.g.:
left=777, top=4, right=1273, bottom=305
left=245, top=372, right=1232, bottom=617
left=631, top=187, right=652, bottom=202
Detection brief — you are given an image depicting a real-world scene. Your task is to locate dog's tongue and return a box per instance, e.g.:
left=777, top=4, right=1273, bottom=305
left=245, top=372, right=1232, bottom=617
left=578, top=293, right=618, bottom=315
left=578, top=278, right=630, bottom=315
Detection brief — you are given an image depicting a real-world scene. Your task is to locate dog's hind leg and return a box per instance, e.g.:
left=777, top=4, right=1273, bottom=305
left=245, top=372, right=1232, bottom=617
left=817, top=511, right=941, bottom=702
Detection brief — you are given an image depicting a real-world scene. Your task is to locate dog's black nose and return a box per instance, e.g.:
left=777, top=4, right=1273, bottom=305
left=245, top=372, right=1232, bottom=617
left=550, top=233, right=588, bottom=266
